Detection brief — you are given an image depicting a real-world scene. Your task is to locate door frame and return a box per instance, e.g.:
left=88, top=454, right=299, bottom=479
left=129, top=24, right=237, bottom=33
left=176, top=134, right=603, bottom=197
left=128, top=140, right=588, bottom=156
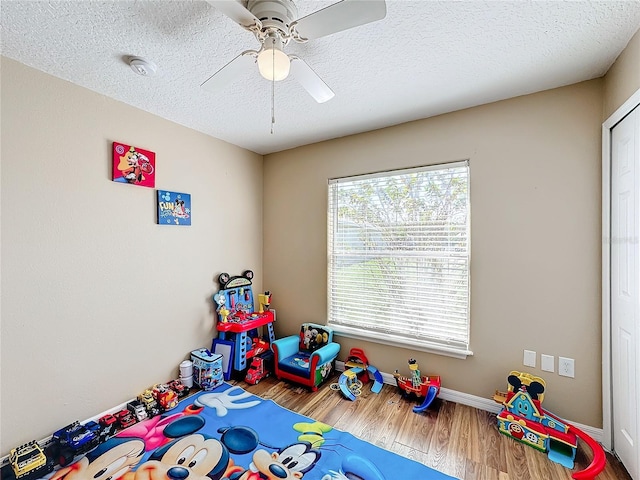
left=602, top=87, right=640, bottom=452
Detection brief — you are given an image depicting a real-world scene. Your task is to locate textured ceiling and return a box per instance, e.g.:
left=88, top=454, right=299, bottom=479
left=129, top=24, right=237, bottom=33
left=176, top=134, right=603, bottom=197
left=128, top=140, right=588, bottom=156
left=2, top=1, right=640, bottom=154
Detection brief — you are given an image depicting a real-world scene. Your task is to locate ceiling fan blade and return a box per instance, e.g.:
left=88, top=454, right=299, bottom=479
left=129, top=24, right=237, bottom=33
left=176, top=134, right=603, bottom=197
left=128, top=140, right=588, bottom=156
left=289, top=56, right=335, bottom=103
left=205, top=0, right=261, bottom=29
left=201, top=51, right=257, bottom=94
left=291, top=0, right=386, bottom=41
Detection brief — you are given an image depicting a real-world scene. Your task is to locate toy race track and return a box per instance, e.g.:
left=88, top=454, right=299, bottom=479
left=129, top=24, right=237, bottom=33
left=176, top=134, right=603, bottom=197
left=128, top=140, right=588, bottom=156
left=567, top=423, right=607, bottom=480
left=336, top=349, right=384, bottom=401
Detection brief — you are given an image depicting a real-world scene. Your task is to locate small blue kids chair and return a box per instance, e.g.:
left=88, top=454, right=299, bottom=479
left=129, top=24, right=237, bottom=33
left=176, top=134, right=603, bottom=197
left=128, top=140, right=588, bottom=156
left=272, top=323, right=340, bottom=391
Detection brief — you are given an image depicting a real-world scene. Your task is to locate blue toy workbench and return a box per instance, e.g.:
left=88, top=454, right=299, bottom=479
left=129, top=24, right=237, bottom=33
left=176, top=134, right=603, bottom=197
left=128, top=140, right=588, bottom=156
left=212, top=270, right=275, bottom=372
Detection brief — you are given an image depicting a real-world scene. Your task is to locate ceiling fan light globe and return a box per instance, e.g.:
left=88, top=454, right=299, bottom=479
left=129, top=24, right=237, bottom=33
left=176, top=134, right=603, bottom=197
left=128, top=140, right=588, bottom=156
left=257, top=48, right=290, bottom=81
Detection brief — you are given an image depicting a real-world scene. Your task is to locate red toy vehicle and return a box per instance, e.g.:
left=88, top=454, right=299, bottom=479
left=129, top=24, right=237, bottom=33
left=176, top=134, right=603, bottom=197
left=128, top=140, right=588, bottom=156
left=167, top=379, right=189, bottom=398
left=99, top=414, right=117, bottom=428
left=153, top=384, right=178, bottom=410
left=245, top=350, right=274, bottom=385
left=97, top=414, right=118, bottom=441
left=115, top=409, right=137, bottom=429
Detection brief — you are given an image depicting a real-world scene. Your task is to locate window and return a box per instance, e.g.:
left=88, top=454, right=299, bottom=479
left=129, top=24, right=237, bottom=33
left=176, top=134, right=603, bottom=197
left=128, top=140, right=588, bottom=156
left=327, top=161, right=471, bottom=358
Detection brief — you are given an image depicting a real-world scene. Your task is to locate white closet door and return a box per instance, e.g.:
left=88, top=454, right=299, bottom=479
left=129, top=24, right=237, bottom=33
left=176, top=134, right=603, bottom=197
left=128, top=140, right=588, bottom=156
left=611, top=105, right=640, bottom=480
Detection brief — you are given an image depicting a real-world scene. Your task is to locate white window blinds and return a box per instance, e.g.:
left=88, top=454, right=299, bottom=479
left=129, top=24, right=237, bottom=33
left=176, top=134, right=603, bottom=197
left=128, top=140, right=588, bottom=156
left=327, top=161, right=470, bottom=356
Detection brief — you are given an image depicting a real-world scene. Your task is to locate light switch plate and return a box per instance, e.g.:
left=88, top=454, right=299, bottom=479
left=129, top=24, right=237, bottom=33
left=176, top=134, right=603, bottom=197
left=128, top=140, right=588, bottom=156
left=523, top=350, right=536, bottom=368
left=541, top=354, right=555, bottom=373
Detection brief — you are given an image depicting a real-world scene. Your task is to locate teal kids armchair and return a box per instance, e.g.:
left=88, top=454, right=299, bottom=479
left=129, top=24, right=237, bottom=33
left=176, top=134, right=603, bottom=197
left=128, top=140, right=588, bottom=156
left=272, top=323, right=340, bottom=391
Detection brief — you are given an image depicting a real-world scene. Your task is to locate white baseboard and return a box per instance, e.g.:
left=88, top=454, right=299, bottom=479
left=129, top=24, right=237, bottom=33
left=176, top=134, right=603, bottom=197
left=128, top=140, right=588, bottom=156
left=0, top=398, right=136, bottom=468
left=335, top=361, right=604, bottom=444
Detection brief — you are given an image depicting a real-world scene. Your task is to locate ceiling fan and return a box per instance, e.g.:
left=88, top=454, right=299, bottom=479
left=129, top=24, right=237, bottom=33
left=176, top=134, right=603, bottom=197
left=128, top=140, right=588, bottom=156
left=201, top=0, right=387, bottom=103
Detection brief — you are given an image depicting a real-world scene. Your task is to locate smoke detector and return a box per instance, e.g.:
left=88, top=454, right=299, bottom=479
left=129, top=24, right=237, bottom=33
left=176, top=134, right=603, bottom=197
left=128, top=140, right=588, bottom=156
left=128, top=57, right=157, bottom=76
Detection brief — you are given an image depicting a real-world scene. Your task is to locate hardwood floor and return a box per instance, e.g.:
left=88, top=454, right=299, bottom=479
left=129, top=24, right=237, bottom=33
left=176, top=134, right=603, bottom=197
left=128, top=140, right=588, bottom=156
left=229, top=373, right=631, bottom=480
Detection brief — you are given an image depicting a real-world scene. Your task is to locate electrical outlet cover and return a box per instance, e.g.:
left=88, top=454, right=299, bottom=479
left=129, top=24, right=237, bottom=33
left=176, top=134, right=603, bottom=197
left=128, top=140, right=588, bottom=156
left=559, top=356, right=575, bottom=378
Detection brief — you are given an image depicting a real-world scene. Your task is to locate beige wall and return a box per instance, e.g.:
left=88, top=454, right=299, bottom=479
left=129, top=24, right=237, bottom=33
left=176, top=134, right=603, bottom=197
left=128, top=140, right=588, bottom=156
left=3, top=26, right=637, bottom=454
left=604, top=28, right=640, bottom=119
left=264, top=79, right=604, bottom=427
left=0, top=58, right=264, bottom=454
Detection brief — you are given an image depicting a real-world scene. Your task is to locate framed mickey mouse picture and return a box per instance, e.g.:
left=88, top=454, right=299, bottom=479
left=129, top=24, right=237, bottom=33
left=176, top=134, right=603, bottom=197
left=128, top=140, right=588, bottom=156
left=157, top=190, right=191, bottom=226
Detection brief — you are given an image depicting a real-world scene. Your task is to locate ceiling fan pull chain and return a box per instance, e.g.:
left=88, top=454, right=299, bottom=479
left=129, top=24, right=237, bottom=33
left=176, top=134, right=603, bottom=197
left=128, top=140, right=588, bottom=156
left=271, top=47, right=276, bottom=134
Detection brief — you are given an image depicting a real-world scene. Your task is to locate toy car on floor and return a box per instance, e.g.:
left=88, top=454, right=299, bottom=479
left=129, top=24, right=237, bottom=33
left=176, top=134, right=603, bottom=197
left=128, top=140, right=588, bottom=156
left=98, top=413, right=118, bottom=440
left=245, top=350, right=274, bottom=385
left=153, top=383, right=178, bottom=410
left=47, top=421, right=100, bottom=466
left=2, top=440, right=53, bottom=480
left=127, top=400, right=149, bottom=422
left=168, top=378, right=189, bottom=398
left=86, top=415, right=117, bottom=443
left=115, top=409, right=137, bottom=429
left=138, top=389, right=161, bottom=416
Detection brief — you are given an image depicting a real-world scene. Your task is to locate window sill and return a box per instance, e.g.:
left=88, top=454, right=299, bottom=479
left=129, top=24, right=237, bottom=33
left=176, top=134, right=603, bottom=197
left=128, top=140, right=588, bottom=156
left=331, top=325, right=473, bottom=360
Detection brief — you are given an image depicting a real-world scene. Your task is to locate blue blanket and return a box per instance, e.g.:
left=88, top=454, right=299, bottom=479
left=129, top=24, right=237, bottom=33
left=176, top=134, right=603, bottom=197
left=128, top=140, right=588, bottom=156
left=58, top=383, right=457, bottom=480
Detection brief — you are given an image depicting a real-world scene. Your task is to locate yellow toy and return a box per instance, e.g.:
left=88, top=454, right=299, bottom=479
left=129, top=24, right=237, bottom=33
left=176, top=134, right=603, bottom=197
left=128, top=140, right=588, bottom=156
left=257, top=291, right=272, bottom=313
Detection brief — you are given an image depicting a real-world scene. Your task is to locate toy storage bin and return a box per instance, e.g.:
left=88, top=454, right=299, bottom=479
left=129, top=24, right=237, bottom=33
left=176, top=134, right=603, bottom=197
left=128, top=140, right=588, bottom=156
left=190, top=349, right=223, bottom=391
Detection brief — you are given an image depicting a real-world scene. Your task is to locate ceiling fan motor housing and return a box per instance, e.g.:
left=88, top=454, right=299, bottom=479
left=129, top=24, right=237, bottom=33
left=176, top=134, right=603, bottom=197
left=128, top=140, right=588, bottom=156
left=248, top=0, right=298, bottom=35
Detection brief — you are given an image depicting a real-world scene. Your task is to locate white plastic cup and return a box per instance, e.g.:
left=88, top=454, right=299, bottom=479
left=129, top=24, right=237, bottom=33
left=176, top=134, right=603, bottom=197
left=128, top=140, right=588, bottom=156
left=180, top=360, right=193, bottom=377
left=180, top=374, right=193, bottom=388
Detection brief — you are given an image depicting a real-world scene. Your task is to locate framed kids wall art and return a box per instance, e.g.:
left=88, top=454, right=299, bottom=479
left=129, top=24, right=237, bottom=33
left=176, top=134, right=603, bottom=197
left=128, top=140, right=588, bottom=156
left=112, top=141, right=156, bottom=188
left=157, top=190, right=191, bottom=226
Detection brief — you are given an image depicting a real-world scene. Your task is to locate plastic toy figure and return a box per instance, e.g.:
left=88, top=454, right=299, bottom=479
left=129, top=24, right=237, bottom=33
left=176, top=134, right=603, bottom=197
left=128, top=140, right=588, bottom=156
left=410, top=360, right=421, bottom=388
left=257, top=291, right=272, bottom=313
left=214, top=293, right=230, bottom=323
